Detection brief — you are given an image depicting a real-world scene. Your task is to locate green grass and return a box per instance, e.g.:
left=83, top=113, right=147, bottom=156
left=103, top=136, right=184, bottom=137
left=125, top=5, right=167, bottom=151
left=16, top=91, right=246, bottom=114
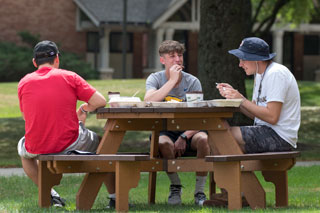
left=0, top=166, right=319, bottom=212
left=0, top=80, right=320, bottom=167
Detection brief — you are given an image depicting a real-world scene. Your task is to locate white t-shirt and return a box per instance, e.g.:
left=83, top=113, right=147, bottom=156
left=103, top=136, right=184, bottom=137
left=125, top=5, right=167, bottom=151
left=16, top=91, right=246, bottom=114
left=252, top=62, right=301, bottom=148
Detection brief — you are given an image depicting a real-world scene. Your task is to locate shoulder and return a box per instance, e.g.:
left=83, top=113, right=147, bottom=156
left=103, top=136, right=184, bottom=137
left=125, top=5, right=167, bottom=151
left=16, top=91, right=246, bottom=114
left=267, top=62, right=293, bottom=79
left=147, top=70, right=165, bottom=81
left=182, top=71, right=200, bottom=83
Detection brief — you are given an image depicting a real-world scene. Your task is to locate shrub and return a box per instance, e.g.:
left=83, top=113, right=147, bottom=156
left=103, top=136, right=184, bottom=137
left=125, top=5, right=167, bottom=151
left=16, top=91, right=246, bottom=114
left=0, top=32, right=99, bottom=82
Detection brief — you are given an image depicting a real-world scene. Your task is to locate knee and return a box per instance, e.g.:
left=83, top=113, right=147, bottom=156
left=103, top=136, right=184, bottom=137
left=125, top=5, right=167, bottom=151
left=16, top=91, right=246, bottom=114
left=159, top=140, right=174, bottom=152
left=196, top=134, right=209, bottom=150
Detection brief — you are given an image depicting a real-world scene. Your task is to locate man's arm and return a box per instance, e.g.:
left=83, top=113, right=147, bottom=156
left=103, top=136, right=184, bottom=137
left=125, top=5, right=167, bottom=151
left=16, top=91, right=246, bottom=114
left=241, top=99, right=282, bottom=125
left=144, top=79, right=177, bottom=101
left=77, top=91, right=106, bottom=124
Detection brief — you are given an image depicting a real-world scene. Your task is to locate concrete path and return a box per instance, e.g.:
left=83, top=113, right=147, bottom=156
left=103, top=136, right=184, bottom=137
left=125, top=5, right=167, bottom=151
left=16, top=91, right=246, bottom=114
left=0, top=161, right=320, bottom=177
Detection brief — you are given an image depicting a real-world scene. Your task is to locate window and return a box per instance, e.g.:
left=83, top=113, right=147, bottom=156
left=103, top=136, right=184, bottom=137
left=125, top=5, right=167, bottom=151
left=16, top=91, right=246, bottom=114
left=304, top=35, right=319, bottom=55
left=87, top=32, right=99, bottom=52
left=110, top=32, right=133, bottom=53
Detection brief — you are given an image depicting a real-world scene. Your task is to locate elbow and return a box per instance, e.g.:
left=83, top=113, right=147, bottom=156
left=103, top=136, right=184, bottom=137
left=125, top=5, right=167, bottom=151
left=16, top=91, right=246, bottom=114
left=269, top=117, right=279, bottom=125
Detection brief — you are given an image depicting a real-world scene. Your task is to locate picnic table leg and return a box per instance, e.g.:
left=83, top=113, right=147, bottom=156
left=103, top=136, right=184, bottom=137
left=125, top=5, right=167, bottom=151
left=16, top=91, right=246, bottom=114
left=116, top=161, right=141, bottom=212
left=262, top=171, right=288, bottom=207
left=241, top=171, right=266, bottom=209
left=76, top=173, right=107, bottom=210
left=206, top=162, right=242, bottom=210
left=38, top=161, right=62, bottom=207
left=148, top=130, right=159, bottom=204
left=209, top=172, right=216, bottom=200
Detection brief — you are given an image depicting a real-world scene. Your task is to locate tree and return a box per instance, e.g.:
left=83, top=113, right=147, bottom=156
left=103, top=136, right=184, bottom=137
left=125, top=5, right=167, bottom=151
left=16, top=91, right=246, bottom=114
left=198, top=0, right=316, bottom=125
left=198, top=0, right=252, bottom=125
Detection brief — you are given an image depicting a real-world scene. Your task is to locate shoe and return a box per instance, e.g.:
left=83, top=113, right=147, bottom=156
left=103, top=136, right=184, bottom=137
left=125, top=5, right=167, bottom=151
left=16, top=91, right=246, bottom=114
left=51, top=196, right=66, bottom=207
left=106, top=197, right=134, bottom=209
left=106, top=197, right=115, bottom=209
left=168, top=184, right=182, bottom=205
left=194, top=192, right=207, bottom=206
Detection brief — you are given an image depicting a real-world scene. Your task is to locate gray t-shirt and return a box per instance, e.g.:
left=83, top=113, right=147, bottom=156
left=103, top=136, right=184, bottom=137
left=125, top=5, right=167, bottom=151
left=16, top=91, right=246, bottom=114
left=145, top=70, right=202, bottom=101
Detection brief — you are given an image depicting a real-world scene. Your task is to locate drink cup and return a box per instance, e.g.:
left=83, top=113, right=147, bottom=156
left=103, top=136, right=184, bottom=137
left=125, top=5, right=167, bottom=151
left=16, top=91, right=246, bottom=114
left=186, top=92, right=203, bottom=102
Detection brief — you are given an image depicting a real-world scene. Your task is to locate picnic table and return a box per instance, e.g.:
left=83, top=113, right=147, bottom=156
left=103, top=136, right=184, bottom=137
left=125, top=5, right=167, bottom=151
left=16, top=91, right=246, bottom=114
left=38, top=106, right=298, bottom=212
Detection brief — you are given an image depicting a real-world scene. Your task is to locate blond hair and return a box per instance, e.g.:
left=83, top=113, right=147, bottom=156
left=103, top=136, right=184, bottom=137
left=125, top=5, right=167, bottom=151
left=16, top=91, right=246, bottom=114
left=158, top=40, right=185, bottom=56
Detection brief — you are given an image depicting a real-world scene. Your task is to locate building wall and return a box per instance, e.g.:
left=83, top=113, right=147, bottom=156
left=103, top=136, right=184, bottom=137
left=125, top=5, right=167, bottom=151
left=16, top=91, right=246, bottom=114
left=0, top=0, right=86, bottom=54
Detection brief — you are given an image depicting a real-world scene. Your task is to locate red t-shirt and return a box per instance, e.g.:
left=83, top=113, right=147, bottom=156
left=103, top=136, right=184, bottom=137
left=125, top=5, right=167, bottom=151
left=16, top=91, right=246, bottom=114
left=18, top=67, right=96, bottom=154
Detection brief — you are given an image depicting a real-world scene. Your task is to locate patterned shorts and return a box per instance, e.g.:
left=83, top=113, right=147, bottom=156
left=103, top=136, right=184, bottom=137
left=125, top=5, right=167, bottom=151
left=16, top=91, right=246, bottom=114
left=240, top=125, right=293, bottom=154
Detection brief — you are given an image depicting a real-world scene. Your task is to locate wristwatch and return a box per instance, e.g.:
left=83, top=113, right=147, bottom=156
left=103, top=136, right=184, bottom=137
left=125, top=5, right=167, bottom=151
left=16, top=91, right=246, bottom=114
left=180, top=133, right=188, bottom=141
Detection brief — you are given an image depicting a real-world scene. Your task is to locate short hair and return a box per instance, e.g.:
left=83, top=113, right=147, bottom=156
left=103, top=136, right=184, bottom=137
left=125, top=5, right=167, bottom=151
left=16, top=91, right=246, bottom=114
left=158, top=40, right=185, bottom=56
left=35, top=56, right=56, bottom=66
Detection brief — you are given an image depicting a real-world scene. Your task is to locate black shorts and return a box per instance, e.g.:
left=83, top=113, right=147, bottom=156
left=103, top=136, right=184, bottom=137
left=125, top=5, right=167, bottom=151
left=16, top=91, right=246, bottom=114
left=240, top=125, right=293, bottom=154
left=159, top=130, right=207, bottom=154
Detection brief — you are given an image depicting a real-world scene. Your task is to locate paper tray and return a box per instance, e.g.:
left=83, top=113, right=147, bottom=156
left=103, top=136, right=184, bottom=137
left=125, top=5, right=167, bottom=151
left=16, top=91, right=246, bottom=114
left=150, top=102, right=187, bottom=108
left=207, top=99, right=242, bottom=107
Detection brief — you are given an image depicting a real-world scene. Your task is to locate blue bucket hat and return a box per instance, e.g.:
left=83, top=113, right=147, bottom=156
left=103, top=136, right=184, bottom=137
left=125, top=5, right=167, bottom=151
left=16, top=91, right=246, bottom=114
left=228, top=37, right=276, bottom=61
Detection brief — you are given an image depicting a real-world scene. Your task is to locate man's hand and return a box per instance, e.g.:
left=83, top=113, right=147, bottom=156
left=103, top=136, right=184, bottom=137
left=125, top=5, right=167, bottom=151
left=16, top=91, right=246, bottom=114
left=217, top=83, right=244, bottom=100
left=77, top=104, right=87, bottom=124
left=174, top=137, right=186, bottom=157
left=168, top=64, right=183, bottom=84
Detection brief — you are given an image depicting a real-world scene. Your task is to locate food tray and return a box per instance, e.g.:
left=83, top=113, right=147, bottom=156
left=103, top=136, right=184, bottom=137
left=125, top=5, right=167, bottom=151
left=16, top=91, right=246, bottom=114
left=150, top=102, right=187, bottom=108
left=186, top=101, right=208, bottom=107
left=207, top=99, right=242, bottom=107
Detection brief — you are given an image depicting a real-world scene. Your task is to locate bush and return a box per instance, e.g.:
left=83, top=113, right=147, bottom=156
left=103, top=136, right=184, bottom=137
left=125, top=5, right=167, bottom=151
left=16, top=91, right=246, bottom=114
left=0, top=33, right=99, bottom=82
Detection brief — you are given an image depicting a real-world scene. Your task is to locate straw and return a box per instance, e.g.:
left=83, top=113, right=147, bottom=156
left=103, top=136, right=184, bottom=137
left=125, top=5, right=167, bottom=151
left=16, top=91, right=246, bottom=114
left=132, top=90, right=140, bottom=97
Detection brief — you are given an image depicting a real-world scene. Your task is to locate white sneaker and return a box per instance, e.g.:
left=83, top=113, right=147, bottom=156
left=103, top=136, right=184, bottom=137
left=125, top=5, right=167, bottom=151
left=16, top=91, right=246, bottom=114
left=194, top=192, right=206, bottom=206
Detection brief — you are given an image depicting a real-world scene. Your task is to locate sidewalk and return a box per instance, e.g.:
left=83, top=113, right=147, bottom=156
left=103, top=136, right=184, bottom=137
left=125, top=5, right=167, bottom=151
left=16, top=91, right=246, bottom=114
left=1, top=161, right=320, bottom=177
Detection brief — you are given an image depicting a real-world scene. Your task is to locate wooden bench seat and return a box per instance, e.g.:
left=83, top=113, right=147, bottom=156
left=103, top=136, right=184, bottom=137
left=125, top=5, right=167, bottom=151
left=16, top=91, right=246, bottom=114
left=37, top=153, right=153, bottom=211
left=204, top=151, right=300, bottom=210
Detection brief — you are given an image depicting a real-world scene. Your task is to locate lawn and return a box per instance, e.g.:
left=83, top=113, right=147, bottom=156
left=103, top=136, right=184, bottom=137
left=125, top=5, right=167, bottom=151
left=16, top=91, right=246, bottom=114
left=0, top=80, right=320, bottom=167
left=0, top=166, right=319, bottom=212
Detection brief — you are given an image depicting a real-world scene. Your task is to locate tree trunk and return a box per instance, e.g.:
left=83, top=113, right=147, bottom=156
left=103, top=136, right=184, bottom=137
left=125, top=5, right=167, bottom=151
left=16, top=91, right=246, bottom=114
left=198, top=0, right=252, bottom=125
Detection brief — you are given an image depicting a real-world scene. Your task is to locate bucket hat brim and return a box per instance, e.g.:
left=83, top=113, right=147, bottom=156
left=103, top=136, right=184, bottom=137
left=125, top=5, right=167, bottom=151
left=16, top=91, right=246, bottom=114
left=228, top=49, right=276, bottom=61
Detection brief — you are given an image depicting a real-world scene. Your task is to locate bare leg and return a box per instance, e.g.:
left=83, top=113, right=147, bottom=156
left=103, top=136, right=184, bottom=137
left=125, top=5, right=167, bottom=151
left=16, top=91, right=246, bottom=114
left=190, top=132, right=210, bottom=176
left=21, top=157, right=38, bottom=185
left=159, top=135, right=176, bottom=176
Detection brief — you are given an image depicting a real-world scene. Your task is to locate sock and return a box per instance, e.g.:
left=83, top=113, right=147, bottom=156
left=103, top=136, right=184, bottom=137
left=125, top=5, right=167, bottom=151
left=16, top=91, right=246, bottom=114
left=51, top=188, right=60, bottom=197
left=195, top=176, right=207, bottom=194
left=108, top=193, right=115, bottom=199
left=168, top=173, right=181, bottom=185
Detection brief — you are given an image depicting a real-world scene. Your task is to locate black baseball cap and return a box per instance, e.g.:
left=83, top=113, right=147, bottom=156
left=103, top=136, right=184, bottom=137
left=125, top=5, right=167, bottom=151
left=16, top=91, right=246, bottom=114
left=33, top=40, right=60, bottom=59
left=228, top=37, right=276, bottom=61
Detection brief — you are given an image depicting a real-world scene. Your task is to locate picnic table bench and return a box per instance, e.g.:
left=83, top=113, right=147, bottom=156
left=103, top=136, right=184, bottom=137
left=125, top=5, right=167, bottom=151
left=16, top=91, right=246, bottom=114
left=36, top=107, right=301, bottom=212
left=204, top=151, right=300, bottom=209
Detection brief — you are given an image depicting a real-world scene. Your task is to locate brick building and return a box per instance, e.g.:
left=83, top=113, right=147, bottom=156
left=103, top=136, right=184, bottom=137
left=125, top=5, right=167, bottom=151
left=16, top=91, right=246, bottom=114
left=1, top=0, right=320, bottom=80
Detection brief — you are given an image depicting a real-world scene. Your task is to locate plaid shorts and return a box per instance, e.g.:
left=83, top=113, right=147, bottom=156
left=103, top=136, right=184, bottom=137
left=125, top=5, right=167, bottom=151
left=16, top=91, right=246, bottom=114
left=18, top=122, right=100, bottom=159
left=240, top=125, right=293, bottom=154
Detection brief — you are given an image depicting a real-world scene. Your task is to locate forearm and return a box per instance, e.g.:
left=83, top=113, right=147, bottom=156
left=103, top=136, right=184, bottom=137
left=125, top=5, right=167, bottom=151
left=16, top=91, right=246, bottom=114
left=144, top=80, right=177, bottom=102
left=81, top=91, right=106, bottom=112
left=239, top=99, right=255, bottom=119
left=240, top=99, right=281, bottom=125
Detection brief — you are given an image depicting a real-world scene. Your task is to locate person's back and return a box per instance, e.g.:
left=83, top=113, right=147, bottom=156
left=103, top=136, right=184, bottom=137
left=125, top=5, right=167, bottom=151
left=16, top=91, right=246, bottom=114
left=19, top=67, right=96, bottom=154
left=17, top=40, right=106, bottom=207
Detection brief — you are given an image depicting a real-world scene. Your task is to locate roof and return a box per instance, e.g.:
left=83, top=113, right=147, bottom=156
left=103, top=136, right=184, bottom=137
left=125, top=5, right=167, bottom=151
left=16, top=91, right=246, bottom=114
left=74, top=0, right=174, bottom=26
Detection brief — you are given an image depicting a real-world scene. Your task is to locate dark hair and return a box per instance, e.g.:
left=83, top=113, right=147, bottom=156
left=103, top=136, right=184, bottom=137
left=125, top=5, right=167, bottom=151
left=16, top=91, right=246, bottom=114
left=158, top=40, right=185, bottom=56
left=35, top=55, right=57, bottom=66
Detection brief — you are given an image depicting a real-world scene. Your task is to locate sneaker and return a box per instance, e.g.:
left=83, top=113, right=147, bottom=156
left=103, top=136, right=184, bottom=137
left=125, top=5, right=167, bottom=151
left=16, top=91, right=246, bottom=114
left=106, top=197, right=115, bottom=209
left=168, top=184, right=182, bottom=205
left=51, top=196, right=66, bottom=207
left=194, top=192, right=206, bottom=206
left=106, top=197, right=134, bottom=209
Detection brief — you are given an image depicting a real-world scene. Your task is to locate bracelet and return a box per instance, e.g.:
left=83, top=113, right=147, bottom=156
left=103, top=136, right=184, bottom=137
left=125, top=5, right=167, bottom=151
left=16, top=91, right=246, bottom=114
left=80, top=105, right=88, bottom=113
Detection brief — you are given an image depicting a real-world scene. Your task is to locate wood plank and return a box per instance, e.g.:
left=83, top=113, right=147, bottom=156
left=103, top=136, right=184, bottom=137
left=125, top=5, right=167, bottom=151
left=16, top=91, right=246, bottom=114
left=39, top=154, right=150, bottom=161
left=206, top=152, right=300, bottom=162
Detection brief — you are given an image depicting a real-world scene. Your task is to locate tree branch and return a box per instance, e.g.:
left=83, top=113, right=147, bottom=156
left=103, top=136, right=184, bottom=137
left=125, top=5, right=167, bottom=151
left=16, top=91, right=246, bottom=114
left=253, top=0, right=291, bottom=36
left=251, top=0, right=265, bottom=31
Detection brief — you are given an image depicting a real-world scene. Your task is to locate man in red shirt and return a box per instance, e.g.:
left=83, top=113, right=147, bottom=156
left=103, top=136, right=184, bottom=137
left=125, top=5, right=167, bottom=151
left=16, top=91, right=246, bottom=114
left=17, top=40, right=106, bottom=207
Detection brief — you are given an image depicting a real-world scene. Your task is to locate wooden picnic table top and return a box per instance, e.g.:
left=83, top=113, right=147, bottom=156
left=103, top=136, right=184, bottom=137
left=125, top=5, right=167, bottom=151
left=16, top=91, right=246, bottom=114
left=96, top=106, right=240, bottom=113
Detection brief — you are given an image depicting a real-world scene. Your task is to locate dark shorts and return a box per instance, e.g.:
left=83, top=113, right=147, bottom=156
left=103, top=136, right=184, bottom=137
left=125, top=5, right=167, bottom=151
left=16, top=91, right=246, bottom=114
left=240, top=125, right=293, bottom=154
left=159, top=130, right=208, bottom=153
